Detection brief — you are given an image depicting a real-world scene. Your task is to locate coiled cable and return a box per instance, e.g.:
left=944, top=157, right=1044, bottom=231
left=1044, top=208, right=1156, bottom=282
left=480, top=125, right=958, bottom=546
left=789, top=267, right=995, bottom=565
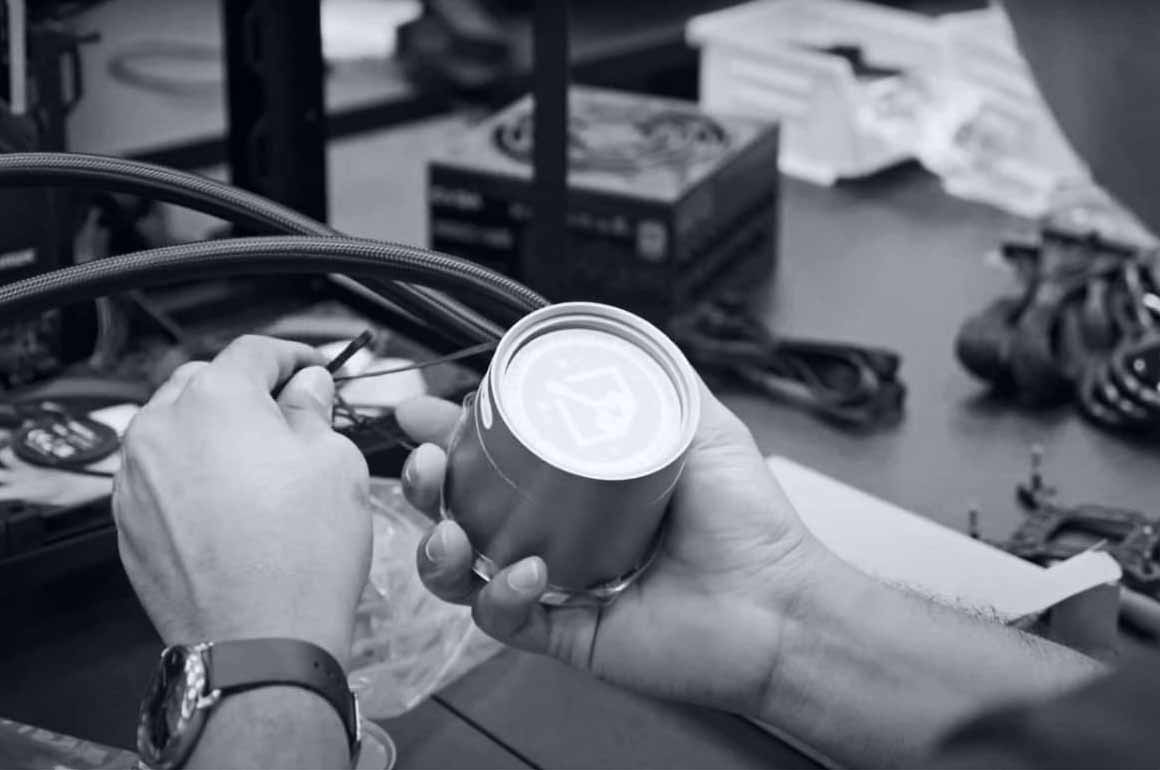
left=670, top=295, right=905, bottom=428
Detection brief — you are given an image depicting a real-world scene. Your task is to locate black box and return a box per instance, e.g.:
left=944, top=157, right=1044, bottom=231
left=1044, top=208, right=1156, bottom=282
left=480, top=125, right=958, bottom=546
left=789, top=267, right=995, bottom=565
left=428, top=86, right=779, bottom=326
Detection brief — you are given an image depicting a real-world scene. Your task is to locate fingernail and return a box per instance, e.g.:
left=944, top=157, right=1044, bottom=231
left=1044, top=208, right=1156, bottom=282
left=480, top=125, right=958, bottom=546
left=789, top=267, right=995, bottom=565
left=425, top=522, right=449, bottom=563
left=402, top=450, right=420, bottom=490
left=507, top=558, right=543, bottom=594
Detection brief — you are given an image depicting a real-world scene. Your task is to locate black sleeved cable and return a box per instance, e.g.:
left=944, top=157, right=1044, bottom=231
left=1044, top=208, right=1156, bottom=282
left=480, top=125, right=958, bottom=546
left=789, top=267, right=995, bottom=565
left=324, top=273, right=478, bottom=353
left=0, top=152, right=331, bottom=236
left=0, top=152, right=509, bottom=343
left=0, top=236, right=549, bottom=324
left=359, top=277, right=506, bottom=343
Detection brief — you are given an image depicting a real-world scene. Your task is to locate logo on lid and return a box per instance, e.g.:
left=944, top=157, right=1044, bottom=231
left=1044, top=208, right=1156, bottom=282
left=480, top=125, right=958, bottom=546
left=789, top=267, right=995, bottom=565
left=545, top=366, right=637, bottom=448
left=502, top=327, right=682, bottom=478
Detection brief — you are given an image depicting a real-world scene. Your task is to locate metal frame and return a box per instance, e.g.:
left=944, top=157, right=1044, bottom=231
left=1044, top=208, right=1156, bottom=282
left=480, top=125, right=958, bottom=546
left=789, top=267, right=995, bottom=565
left=221, top=0, right=328, bottom=221
left=530, top=0, right=569, bottom=275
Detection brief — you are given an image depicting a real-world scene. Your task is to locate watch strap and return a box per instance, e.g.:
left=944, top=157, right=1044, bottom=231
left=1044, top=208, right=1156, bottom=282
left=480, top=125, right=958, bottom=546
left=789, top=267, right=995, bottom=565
left=205, top=638, right=359, bottom=759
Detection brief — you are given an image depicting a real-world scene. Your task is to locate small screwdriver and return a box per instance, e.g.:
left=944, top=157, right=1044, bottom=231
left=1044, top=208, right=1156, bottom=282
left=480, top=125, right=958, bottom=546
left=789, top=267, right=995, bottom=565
left=271, top=329, right=375, bottom=398
left=325, top=329, right=375, bottom=375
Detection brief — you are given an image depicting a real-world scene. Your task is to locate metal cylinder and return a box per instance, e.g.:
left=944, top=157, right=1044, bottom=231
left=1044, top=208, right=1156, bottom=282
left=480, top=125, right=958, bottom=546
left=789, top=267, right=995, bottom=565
left=441, top=302, right=701, bottom=605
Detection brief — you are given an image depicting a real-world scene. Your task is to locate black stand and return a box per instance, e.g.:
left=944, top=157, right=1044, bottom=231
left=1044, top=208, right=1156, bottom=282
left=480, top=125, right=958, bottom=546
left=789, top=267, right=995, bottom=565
left=221, top=0, right=328, bottom=222
left=528, top=0, right=569, bottom=290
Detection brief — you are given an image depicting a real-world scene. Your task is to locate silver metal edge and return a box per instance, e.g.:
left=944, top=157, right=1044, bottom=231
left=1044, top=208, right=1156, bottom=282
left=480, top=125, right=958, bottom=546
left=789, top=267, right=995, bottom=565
left=487, top=302, right=701, bottom=481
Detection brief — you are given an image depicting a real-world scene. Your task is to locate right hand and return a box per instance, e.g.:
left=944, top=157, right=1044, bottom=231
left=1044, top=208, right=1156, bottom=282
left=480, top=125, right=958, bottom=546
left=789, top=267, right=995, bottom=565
left=114, top=335, right=372, bottom=668
left=396, top=385, right=838, bottom=715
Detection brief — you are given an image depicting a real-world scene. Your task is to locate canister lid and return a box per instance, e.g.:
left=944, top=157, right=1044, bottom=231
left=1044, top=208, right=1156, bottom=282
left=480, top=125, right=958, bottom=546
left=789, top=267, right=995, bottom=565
left=491, top=302, right=699, bottom=481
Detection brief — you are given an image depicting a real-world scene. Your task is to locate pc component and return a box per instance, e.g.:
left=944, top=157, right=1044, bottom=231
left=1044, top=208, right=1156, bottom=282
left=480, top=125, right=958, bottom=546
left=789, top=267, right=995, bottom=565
left=1002, top=450, right=1160, bottom=597
left=13, top=409, right=119, bottom=470
left=428, top=86, right=780, bottom=327
left=956, top=225, right=1160, bottom=437
left=1078, top=333, right=1160, bottom=435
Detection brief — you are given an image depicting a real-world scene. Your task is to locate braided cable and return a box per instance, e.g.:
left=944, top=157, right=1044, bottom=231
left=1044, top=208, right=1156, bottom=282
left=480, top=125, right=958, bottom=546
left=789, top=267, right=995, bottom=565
left=0, top=237, right=548, bottom=323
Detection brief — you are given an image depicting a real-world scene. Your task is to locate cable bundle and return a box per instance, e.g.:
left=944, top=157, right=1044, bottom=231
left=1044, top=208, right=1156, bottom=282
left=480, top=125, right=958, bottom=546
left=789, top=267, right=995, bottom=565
left=670, top=295, right=905, bottom=428
left=955, top=228, right=1160, bottom=435
left=0, top=152, right=548, bottom=355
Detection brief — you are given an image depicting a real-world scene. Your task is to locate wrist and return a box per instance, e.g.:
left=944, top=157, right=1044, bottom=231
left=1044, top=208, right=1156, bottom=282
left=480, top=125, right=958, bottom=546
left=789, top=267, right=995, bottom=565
left=139, top=637, right=360, bottom=770
left=754, top=541, right=869, bottom=721
left=187, top=686, right=349, bottom=770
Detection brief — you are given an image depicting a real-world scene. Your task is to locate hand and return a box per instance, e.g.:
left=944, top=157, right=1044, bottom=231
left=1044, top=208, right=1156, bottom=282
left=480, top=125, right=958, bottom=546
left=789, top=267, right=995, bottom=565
left=114, top=335, right=372, bottom=668
left=396, top=385, right=830, bottom=714
left=400, top=388, right=1107, bottom=769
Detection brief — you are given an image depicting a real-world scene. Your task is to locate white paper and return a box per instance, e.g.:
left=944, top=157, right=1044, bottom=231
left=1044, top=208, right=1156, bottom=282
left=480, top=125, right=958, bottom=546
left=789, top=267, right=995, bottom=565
left=90, top=403, right=140, bottom=435
left=766, top=456, right=1121, bottom=621
left=86, top=403, right=142, bottom=475
left=337, top=357, right=426, bottom=408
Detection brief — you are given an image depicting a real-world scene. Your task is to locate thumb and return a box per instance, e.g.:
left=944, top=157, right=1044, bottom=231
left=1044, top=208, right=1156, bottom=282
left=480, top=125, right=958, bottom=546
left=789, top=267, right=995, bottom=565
left=471, top=557, right=600, bottom=673
left=277, top=366, right=335, bottom=434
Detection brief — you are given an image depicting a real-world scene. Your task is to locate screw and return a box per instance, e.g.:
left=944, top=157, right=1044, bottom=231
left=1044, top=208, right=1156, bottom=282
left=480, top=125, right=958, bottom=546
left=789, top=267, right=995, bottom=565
left=1030, top=444, right=1045, bottom=494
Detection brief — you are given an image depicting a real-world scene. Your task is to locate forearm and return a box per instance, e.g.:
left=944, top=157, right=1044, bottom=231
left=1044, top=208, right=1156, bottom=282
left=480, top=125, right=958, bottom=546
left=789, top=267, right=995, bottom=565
left=187, top=687, right=349, bottom=770
left=759, top=554, right=1106, bottom=768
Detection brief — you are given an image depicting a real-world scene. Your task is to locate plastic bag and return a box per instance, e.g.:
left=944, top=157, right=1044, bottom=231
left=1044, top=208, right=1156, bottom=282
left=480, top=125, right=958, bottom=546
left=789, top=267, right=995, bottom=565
left=0, top=718, right=137, bottom=770
left=348, top=478, right=503, bottom=719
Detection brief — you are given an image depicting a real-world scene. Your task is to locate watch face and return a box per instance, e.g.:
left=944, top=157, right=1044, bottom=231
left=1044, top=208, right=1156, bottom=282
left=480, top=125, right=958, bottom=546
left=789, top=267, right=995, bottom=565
left=138, top=645, right=211, bottom=769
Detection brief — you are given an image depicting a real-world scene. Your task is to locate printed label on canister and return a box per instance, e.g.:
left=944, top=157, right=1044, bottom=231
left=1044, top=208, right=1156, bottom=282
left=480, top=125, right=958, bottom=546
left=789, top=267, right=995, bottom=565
left=502, top=327, right=683, bottom=479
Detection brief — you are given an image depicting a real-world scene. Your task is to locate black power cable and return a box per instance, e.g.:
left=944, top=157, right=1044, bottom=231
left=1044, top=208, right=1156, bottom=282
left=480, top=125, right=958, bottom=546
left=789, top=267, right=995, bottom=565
left=670, top=296, right=905, bottom=429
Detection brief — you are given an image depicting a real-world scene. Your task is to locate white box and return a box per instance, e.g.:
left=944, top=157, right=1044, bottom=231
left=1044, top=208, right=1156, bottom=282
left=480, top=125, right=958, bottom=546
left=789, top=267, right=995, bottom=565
left=688, top=0, right=940, bottom=184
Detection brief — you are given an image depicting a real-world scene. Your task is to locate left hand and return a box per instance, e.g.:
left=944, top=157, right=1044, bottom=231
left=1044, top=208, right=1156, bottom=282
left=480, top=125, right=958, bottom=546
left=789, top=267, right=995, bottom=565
left=396, top=388, right=826, bottom=715
left=114, top=335, right=373, bottom=667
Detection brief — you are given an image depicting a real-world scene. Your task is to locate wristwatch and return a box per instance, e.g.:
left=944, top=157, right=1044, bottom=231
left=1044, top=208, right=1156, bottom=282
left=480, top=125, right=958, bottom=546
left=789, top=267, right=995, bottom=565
left=137, top=638, right=361, bottom=770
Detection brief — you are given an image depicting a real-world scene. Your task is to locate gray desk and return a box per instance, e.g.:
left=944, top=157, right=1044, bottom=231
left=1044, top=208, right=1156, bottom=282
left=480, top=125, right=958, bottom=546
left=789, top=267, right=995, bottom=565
left=325, top=123, right=1160, bottom=767
left=4, top=117, right=1157, bottom=768
left=328, top=119, right=1160, bottom=539
left=752, top=170, right=1160, bottom=533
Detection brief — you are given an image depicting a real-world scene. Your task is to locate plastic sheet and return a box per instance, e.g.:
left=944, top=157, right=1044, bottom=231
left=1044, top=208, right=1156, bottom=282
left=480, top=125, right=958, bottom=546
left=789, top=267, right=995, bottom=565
left=689, top=0, right=1158, bottom=242
left=349, top=478, right=503, bottom=719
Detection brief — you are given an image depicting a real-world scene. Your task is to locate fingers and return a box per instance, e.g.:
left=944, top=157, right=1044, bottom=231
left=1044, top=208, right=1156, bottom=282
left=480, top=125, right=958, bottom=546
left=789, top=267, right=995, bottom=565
left=395, top=396, right=462, bottom=449
left=277, top=366, right=335, bottom=435
left=211, top=335, right=325, bottom=394
left=415, top=519, right=566, bottom=659
left=472, top=557, right=553, bottom=655
left=401, top=443, right=446, bottom=516
left=416, top=520, right=480, bottom=604
left=147, top=361, right=209, bottom=408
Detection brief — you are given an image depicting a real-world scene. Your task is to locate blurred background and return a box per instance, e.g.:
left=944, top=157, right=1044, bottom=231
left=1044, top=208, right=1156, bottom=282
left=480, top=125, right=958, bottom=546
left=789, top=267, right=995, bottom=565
left=4, top=2, right=1160, bottom=768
